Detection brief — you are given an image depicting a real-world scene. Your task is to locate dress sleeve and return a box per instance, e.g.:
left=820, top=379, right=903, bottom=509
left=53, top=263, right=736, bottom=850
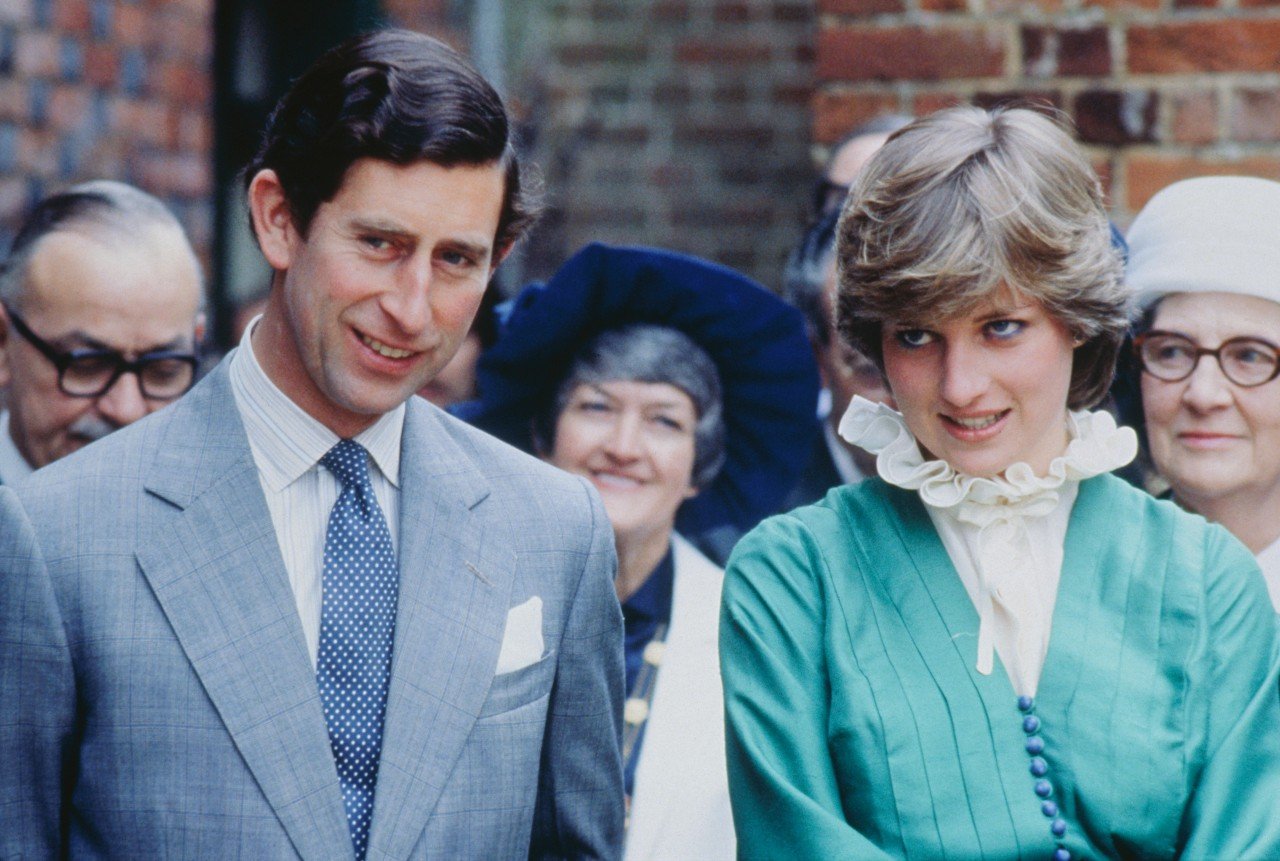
left=719, top=515, right=893, bottom=861
left=1179, top=525, right=1280, bottom=858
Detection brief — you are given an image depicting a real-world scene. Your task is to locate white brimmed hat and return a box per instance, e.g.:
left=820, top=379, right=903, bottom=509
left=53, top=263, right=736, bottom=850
left=1126, top=175, right=1280, bottom=308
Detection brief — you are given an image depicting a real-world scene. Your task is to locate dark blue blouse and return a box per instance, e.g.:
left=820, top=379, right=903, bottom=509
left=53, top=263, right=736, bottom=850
left=621, top=545, right=675, bottom=796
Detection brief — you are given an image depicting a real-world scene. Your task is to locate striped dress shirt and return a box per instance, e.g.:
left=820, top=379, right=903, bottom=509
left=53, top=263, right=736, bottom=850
left=229, top=319, right=404, bottom=667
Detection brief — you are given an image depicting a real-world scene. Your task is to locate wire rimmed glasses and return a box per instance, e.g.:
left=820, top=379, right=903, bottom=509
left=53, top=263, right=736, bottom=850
left=1134, top=330, right=1280, bottom=388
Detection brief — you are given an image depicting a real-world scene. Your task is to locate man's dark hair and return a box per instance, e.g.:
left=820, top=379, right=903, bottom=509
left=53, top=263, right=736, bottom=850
left=244, top=28, right=539, bottom=251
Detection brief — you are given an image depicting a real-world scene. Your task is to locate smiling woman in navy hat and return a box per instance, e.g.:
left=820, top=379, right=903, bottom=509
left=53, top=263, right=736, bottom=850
left=461, top=242, right=819, bottom=860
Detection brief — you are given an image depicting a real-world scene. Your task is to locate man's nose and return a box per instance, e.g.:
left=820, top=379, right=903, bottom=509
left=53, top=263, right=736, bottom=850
left=381, top=262, right=433, bottom=335
left=94, top=371, right=150, bottom=427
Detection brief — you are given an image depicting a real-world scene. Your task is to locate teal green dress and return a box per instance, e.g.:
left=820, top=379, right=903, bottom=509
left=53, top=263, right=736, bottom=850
left=721, top=474, right=1280, bottom=860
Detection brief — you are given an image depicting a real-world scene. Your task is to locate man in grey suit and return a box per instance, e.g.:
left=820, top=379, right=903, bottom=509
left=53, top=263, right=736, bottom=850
left=0, top=29, right=624, bottom=860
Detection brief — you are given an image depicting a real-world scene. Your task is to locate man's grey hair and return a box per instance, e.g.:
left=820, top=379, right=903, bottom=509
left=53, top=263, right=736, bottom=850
left=0, top=180, right=198, bottom=306
left=534, top=324, right=726, bottom=490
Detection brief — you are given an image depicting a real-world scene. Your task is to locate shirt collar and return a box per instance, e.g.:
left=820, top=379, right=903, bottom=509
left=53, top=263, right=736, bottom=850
left=0, top=411, right=34, bottom=483
left=229, top=316, right=404, bottom=493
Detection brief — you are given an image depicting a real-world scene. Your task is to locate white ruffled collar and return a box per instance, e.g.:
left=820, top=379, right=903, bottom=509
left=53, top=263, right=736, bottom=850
left=839, top=397, right=1137, bottom=689
left=837, top=396, right=1138, bottom=519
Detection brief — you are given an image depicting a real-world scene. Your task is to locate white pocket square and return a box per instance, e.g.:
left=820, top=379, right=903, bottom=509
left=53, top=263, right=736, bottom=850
left=495, top=596, right=544, bottom=675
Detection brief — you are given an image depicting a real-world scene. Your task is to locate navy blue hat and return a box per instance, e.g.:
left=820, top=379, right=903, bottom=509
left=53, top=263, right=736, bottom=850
left=458, top=242, right=820, bottom=548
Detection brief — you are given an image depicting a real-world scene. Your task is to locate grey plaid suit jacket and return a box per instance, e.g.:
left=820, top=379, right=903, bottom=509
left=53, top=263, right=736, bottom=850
left=0, top=358, right=625, bottom=860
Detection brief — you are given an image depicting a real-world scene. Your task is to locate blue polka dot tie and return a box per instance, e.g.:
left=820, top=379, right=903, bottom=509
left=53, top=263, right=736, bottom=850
left=317, top=440, right=399, bottom=861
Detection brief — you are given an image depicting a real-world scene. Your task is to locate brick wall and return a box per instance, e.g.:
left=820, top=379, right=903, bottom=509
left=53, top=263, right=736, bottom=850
left=514, top=0, right=816, bottom=290
left=815, top=1, right=1280, bottom=223
left=0, top=0, right=213, bottom=261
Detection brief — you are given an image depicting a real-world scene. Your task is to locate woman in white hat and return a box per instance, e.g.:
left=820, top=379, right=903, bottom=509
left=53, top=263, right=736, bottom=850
left=1125, top=176, right=1280, bottom=608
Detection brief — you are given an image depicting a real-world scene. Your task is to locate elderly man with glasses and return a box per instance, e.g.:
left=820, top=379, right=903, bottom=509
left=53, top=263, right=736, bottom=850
left=0, top=180, right=203, bottom=481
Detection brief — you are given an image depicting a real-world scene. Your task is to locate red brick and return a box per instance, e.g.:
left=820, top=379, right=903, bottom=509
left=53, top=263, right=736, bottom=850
left=83, top=138, right=123, bottom=177
left=0, top=81, right=22, bottom=121
left=83, top=43, right=118, bottom=86
left=1073, top=90, right=1157, bottom=144
left=675, top=39, right=771, bottom=64
left=135, top=152, right=210, bottom=196
left=773, top=83, right=813, bottom=107
left=176, top=109, right=209, bottom=151
left=818, top=25, right=1006, bottom=82
left=1125, top=154, right=1280, bottom=212
left=653, top=80, right=692, bottom=104
left=1231, top=88, right=1280, bottom=142
left=54, top=0, right=90, bottom=32
left=651, top=163, right=696, bottom=188
left=1129, top=21, right=1280, bottom=74
left=15, top=31, right=60, bottom=76
left=712, top=81, right=750, bottom=104
left=989, top=0, right=1062, bottom=11
left=48, top=84, right=89, bottom=133
left=586, top=0, right=629, bottom=22
left=113, top=2, right=147, bottom=46
left=1170, top=90, right=1217, bottom=145
left=1174, top=0, right=1217, bottom=7
left=18, top=128, right=58, bottom=175
left=113, top=98, right=167, bottom=146
left=712, top=1, right=751, bottom=23
left=812, top=90, right=899, bottom=142
left=672, top=202, right=772, bottom=228
left=583, top=123, right=650, bottom=144
left=819, top=0, right=904, bottom=12
left=650, top=0, right=689, bottom=21
left=912, top=90, right=965, bottom=116
left=919, top=0, right=966, bottom=9
left=1022, top=26, right=1111, bottom=78
left=556, top=43, right=649, bottom=64
left=1083, top=0, right=1158, bottom=8
left=151, top=60, right=210, bottom=107
left=674, top=122, right=774, bottom=146
left=772, top=3, right=810, bottom=23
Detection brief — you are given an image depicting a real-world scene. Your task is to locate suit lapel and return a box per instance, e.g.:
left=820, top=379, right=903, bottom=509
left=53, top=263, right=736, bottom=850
left=135, top=364, right=351, bottom=861
left=367, top=402, right=516, bottom=860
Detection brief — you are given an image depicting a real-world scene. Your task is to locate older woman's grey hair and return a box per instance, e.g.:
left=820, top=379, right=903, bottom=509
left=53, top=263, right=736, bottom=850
left=534, top=324, right=726, bottom=489
left=836, top=105, right=1129, bottom=410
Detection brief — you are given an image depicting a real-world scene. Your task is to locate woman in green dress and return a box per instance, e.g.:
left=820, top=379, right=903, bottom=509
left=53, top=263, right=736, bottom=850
left=720, top=106, right=1280, bottom=860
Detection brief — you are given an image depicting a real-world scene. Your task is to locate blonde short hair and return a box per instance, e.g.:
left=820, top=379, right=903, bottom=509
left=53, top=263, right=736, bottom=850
left=835, top=105, right=1129, bottom=409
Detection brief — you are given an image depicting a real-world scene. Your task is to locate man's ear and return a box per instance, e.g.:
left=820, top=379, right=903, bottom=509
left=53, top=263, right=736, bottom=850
left=490, top=239, right=515, bottom=275
left=192, top=311, right=207, bottom=349
left=247, top=169, right=298, bottom=271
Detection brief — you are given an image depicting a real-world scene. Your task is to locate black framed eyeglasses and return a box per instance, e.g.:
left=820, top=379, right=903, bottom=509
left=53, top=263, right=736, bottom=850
left=1134, top=330, right=1280, bottom=388
left=3, top=304, right=198, bottom=400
